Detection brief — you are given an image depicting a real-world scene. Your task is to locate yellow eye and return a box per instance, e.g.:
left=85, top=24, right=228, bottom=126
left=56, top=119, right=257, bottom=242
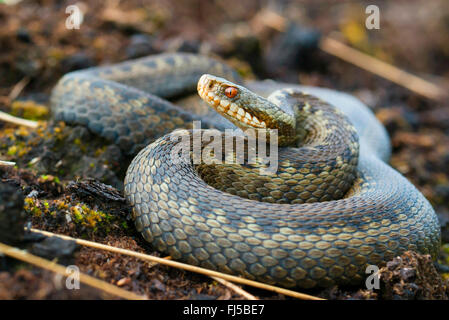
left=225, top=87, right=238, bottom=98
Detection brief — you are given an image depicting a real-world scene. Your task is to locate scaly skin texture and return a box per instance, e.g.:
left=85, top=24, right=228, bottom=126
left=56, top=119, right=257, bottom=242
left=51, top=53, right=441, bottom=288
left=51, top=53, right=240, bottom=155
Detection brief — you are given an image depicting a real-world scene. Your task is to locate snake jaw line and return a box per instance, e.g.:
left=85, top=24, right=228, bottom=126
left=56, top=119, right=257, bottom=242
left=198, top=74, right=267, bottom=129
left=198, top=74, right=300, bottom=147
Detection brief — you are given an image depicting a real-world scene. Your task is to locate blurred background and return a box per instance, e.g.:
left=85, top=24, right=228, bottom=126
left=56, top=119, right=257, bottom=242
left=0, top=0, right=448, bottom=299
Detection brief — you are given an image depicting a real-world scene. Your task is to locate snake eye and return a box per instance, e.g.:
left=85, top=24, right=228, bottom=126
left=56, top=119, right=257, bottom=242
left=225, top=87, right=238, bottom=98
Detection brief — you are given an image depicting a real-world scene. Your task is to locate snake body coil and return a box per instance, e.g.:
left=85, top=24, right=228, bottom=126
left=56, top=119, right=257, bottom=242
left=51, top=53, right=440, bottom=288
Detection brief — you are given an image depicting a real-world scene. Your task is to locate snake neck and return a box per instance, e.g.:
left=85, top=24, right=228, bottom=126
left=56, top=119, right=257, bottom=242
left=195, top=76, right=360, bottom=204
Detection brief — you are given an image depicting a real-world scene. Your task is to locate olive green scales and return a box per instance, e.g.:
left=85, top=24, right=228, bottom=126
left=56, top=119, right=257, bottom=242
left=51, top=53, right=440, bottom=288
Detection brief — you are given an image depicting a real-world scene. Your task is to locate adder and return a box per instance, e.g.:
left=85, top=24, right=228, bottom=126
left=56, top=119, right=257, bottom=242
left=51, top=53, right=440, bottom=288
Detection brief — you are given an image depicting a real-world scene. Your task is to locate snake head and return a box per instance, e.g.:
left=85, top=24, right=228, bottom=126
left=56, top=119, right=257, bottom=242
left=197, top=74, right=296, bottom=145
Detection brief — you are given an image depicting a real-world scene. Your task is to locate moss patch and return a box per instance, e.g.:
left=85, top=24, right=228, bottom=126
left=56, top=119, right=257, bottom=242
left=11, top=100, right=49, bottom=121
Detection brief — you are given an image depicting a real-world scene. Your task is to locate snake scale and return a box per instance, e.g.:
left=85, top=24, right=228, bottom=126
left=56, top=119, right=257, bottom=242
left=51, top=53, right=440, bottom=288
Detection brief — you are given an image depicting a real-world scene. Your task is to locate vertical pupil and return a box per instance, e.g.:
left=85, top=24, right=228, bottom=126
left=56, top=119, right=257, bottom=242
left=226, top=87, right=236, bottom=98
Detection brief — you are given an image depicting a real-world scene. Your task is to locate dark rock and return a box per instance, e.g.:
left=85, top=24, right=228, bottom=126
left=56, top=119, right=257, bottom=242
left=23, top=230, right=46, bottom=242
left=16, top=28, right=33, bottom=43
left=126, top=34, right=158, bottom=59
left=61, top=52, right=95, bottom=73
left=165, top=38, right=200, bottom=54
left=0, top=182, right=26, bottom=245
left=265, top=22, right=322, bottom=80
left=225, top=36, right=264, bottom=76
left=175, top=39, right=200, bottom=53
left=30, top=237, right=78, bottom=266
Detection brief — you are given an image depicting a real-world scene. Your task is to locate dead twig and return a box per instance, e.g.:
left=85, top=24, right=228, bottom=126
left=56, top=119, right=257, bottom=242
left=212, top=276, right=259, bottom=300
left=160, top=255, right=257, bottom=299
left=319, top=37, right=446, bottom=101
left=30, top=228, right=324, bottom=300
left=0, top=76, right=39, bottom=128
left=0, top=241, right=147, bottom=300
left=9, top=76, right=30, bottom=101
left=252, top=9, right=446, bottom=101
left=0, top=110, right=38, bottom=128
left=0, top=160, right=16, bottom=166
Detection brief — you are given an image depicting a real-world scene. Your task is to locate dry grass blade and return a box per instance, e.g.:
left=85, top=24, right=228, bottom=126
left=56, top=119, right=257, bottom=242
left=30, top=228, right=324, bottom=300
left=319, top=37, right=446, bottom=101
left=162, top=255, right=257, bottom=299
left=1, top=76, right=39, bottom=128
left=0, top=160, right=16, bottom=166
left=0, top=110, right=38, bottom=128
left=211, top=276, right=259, bottom=300
left=0, top=241, right=147, bottom=300
left=252, top=9, right=446, bottom=101
left=9, top=76, right=30, bottom=101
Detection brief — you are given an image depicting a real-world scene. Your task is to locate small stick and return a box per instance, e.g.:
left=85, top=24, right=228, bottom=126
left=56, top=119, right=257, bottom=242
left=212, top=276, right=259, bottom=300
left=1, top=77, right=38, bottom=128
left=0, top=110, right=38, bottom=128
left=162, top=255, right=257, bottom=299
left=0, top=241, right=147, bottom=300
left=30, top=228, right=324, bottom=300
left=9, top=76, right=30, bottom=101
left=319, top=37, right=446, bottom=101
left=252, top=9, right=446, bottom=101
left=0, top=160, right=16, bottom=166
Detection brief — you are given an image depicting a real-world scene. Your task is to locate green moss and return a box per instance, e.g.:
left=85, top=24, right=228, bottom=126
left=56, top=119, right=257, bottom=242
left=2, top=129, right=32, bottom=159
left=442, top=243, right=449, bottom=255
left=24, top=194, right=123, bottom=237
left=11, top=100, right=49, bottom=120
left=7, top=145, right=17, bottom=156
left=24, top=197, right=42, bottom=217
left=38, top=174, right=61, bottom=185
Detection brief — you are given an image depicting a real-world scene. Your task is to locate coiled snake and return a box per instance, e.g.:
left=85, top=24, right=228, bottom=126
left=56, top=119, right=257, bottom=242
left=51, top=53, right=440, bottom=288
